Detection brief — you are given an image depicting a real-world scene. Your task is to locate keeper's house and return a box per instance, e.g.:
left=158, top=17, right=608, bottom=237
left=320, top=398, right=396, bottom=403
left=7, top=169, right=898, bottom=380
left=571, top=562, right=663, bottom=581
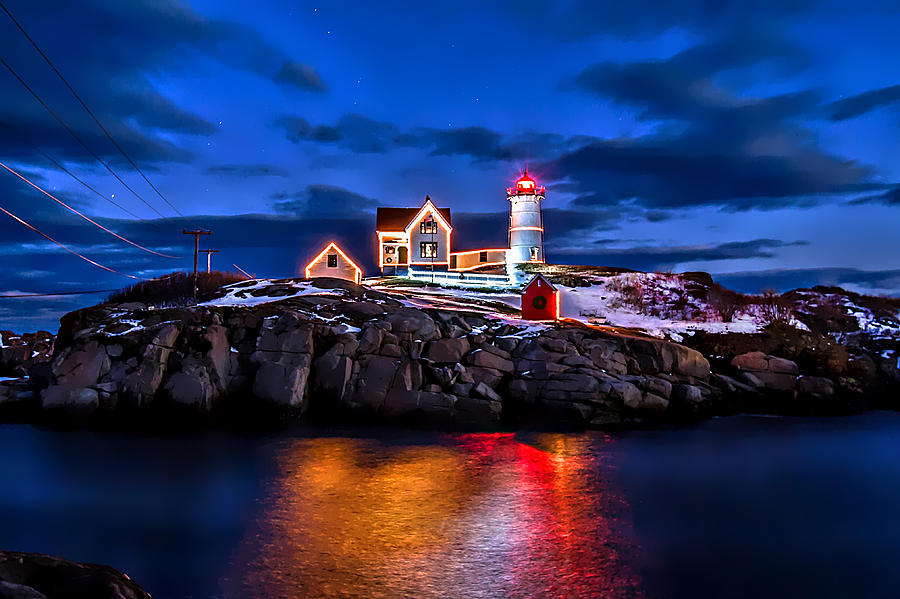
left=374, top=172, right=546, bottom=287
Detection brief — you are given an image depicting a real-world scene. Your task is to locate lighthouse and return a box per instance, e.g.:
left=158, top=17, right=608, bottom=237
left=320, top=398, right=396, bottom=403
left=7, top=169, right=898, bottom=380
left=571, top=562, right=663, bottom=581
left=507, top=170, right=545, bottom=265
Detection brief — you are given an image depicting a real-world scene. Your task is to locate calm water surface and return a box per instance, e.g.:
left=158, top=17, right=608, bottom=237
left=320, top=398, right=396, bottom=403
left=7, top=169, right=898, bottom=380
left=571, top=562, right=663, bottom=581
left=2, top=413, right=900, bottom=598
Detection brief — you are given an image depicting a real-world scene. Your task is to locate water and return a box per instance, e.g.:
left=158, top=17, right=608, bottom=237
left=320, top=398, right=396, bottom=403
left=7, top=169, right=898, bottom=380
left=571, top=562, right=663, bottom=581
left=2, top=413, right=900, bottom=598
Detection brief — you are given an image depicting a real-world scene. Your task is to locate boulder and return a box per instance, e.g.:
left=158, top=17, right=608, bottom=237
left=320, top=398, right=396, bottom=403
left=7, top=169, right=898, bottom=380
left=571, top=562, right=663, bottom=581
left=542, top=373, right=603, bottom=400
left=385, top=308, right=440, bottom=341
left=425, top=338, right=470, bottom=363
left=204, top=324, right=231, bottom=387
left=251, top=319, right=314, bottom=409
left=121, top=324, right=180, bottom=404
left=465, top=366, right=505, bottom=388
left=52, top=341, right=109, bottom=389
left=626, top=337, right=710, bottom=379
left=312, top=349, right=354, bottom=402
left=358, top=326, right=382, bottom=354
left=0, top=550, right=150, bottom=599
left=731, top=351, right=798, bottom=393
left=624, top=392, right=669, bottom=413
left=40, top=386, right=99, bottom=415
left=466, top=349, right=514, bottom=373
left=472, top=382, right=502, bottom=403
left=348, top=355, right=400, bottom=409
left=731, top=351, right=769, bottom=372
left=165, top=358, right=215, bottom=412
left=381, top=344, right=402, bottom=358
left=797, top=376, right=835, bottom=398
left=252, top=357, right=311, bottom=408
left=608, top=381, right=642, bottom=407
left=0, top=580, right=47, bottom=598
left=453, top=396, right=501, bottom=427
left=450, top=381, right=474, bottom=397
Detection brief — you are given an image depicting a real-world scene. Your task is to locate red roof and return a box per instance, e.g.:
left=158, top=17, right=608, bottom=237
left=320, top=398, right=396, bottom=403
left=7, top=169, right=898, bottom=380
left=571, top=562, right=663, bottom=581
left=376, top=207, right=451, bottom=231
left=516, top=170, right=536, bottom=186
left=524, top=273, right=557, bottom=292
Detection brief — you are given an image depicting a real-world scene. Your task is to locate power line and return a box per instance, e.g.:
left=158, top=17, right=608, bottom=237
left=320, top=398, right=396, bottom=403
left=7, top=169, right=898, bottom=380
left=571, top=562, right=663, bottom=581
left=0, top=160, right=179, bottom=258
left=0, top=119, right=143, bottom=220
left=0, top=202, right=141, bottom=279
left=0, top=1, right=184, bottom=218
left=0, top=54, right=167, bottom=219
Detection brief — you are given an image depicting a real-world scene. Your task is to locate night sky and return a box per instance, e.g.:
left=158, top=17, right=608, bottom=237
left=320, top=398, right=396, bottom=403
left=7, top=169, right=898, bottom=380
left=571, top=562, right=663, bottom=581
left=1, top=0, right=899, bottom=332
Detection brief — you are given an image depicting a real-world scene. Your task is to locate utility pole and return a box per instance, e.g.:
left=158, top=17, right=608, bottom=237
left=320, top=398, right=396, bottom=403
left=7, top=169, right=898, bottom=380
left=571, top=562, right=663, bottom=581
left=199, top=249, right=219, bottom=273
left=182, top=228, right=211, bottom=299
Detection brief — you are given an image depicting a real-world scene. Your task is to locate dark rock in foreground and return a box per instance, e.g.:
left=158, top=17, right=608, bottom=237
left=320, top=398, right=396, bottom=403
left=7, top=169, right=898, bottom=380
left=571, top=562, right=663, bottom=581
left=0, top=551, right=149, bottom=599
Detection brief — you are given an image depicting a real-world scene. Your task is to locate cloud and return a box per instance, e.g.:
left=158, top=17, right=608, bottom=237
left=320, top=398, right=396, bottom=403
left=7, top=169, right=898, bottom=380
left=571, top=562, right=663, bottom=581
left=270, top=184, right=378, bottom=217
left=847, top=186, right=900, bottom=206
left=497, top=0, right=814, bottom=39
left=0, top=0, right=323, bottom=164
left=548, top=238, right=808, bottom=271
left=827, top=84, right=900, bottom=121
left=207, top=164, right=289, bottom=177
left=274, top=61, right=328, bottom=92
left=546, top=35, right=881, bottom=211
left=276, top=114, right=399, bottom=154
left=276, top=113, right=586, bottom=164
left=570, top=34, right=812, bottom=122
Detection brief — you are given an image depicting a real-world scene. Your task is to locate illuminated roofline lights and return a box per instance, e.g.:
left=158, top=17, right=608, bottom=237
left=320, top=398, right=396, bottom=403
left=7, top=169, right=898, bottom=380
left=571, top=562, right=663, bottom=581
left=404, top=199, right=452, bottom=234
left=509, top=226, right=544, bottom=232
left=305, top=241, right=362, bottom=284
left=449, top=248, right=508, bottom=256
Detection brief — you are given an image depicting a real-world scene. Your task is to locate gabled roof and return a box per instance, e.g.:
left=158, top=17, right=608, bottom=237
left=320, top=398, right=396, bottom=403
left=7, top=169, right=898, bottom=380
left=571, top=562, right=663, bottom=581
left=524, top=273, right=557, bottom=292
left=305, top=241, right=362, bottom=282
left=376, top=206, right=451, bottom=232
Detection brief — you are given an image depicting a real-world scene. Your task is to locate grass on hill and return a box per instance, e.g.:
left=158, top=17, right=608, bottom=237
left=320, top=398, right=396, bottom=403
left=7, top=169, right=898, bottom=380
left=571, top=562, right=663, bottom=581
left=106, top=271, right=247, bottom=306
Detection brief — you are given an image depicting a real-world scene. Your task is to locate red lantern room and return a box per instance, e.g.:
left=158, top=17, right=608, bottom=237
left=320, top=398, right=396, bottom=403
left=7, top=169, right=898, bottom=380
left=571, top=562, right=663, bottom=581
left=516, top=170, right=536, bottom=193
left=521, top=274, right=560, bottom=320
left=507, top=168, right=546, bottom=196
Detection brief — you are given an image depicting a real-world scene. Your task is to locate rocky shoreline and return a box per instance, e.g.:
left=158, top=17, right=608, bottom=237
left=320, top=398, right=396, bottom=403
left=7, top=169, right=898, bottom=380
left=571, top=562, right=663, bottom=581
left=0, top=550, right=149, bottom=599
left=1, top=277, right=897, bottom=430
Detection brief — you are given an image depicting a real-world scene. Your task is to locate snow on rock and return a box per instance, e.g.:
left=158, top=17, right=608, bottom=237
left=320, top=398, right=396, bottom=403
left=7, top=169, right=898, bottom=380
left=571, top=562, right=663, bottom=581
left=557, top=274, right=762, bottom=339
left=201, top=279, right=348, bottom=307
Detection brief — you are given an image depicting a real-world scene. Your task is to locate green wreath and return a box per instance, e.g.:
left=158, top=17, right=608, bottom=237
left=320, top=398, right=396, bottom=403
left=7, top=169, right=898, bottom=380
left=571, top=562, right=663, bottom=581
left=532, top=295, right=548, bottom=310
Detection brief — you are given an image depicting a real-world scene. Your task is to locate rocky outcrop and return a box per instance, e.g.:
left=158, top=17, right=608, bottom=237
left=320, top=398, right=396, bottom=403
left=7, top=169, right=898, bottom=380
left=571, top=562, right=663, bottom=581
left=0, top=550, right=149, bottom=599
left=731, top=351, right=799, bottom=393
left=0, top=279, right=728, bottom=429
left=5, top=276, right=894, bottom=429
left=0, top=331, right=53, bottom=379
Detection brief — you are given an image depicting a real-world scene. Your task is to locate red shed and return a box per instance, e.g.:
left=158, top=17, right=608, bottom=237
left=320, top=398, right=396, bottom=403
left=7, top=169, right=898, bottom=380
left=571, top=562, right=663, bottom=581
left=521, top=274, right=560, bottom=320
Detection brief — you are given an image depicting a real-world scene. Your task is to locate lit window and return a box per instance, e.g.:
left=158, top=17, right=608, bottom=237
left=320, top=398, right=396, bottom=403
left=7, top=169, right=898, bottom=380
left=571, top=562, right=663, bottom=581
left=420, top=218, right=438, bottom=234
left=327, top=254, right=338, bottom=268
left=420, top=242, right=437, bottom=258
left=384, top=245, right=396, bottom=255
left=530, top=247, right=540, bottom=260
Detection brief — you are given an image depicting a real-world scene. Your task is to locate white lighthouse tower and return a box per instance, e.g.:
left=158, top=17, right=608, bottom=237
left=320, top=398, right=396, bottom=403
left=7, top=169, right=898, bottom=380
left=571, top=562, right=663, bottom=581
left=507, top=169, right=545, bottom=266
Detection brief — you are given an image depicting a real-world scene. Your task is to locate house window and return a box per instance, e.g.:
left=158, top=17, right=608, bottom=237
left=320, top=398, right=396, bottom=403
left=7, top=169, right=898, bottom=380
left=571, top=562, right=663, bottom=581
left=384, top=245, right=396, bottom=255
left=530, top=246, right=540, bottom=261
left=420, top=242, right=437, bottom=258
left=420, top=218, right=438, bottom=234
left=327, top=254, right=338, bottom=268
left=479, top=251, right=488, bottom=262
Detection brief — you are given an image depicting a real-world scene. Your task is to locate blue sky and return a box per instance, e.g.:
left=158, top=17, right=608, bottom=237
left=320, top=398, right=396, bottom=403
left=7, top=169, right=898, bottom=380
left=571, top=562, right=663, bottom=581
left=1, top=0, right=899, bottom=331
